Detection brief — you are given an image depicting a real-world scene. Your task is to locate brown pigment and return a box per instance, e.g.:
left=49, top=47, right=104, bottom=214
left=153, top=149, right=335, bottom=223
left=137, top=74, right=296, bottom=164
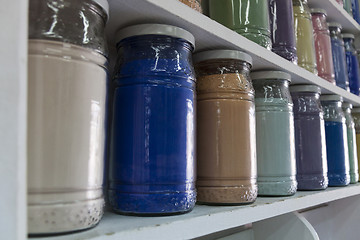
left=196, top=73, right=257, bottom=204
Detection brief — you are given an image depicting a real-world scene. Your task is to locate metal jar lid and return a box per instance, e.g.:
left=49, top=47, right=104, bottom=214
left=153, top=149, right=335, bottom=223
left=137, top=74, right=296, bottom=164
left=193, top=50, right=253, bottom=66
left=342, top=102, right=353, bottom=109
left=342, top=33, right=355, bottom=39
left=310, top=8, right=327, bottom=16
left=352, top=107, right=360, bottom=113
left=251, top=71, right=291, bottom=82
left=327, top=22, right=342, bottom=29
left=92, top=0, right=109, bottom=17
left=320, top=94, right=343, bottom=102
left=290, top=85, right=321, bottom=94
left=115, top=24, right=195, bottom=47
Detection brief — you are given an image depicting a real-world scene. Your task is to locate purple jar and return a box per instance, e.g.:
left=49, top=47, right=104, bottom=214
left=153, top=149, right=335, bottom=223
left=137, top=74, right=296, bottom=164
left=290, top=85, right=328, bottom=190
left=269, top=0, right=298, bottom=64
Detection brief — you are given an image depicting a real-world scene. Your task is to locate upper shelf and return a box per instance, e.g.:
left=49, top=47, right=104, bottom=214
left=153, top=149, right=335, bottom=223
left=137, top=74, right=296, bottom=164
left=32, top=184, right=360, bottom=240
left=106, top=0, right=360, bottom=106
left=308, top=0, right=360, bottom=32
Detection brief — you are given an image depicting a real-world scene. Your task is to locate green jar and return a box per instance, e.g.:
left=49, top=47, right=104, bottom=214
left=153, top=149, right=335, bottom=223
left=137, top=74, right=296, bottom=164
left=293, top=0, right=317, bottom=74
left=344, top=103, right=360, bottom=183
left=203, top=0, right=271, bottom=50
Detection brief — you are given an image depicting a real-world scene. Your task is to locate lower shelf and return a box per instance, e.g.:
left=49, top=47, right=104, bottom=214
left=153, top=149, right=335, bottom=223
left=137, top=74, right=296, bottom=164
left=31, top=183, right=360, bottom=240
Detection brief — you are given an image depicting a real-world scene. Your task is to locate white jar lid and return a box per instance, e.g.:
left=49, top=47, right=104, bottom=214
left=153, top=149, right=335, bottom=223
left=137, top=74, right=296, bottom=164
left=92, top=0, right=109, bottom=17
left=342, top=33, right=355, bottom=39
left=115, top=24, right=195, bottom=47
left=290, top=84, right=321, bottom=94
left=251, top=71, right=291, bottom=82
left=342, top=102, right=353, bottom=109
left=193, top=50, right=252, bottom=65
left=327, top=22, right=342, bottom=29
left=310, top=8, right=327, bottom=16
left=320, top=94, right=343, bottom=102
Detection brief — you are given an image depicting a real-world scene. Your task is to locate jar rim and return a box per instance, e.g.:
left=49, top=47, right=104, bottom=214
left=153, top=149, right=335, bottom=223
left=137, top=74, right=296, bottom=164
left=92, top=0, right=109, bottom=17
left=115, top=24, right=195, bottom=47
left=342, top=33, right=355, bottom=39
left=193, top=50, right=252, bottom=65
left=251, top=71, right=291, bottom=82
left=327, top=22, right=342, bottom=29
left=342, top=102, right=353, bottom=109
left=290, top=84, right=321, bottom=94
left=310, top=8, right=327, bottom=16
left=320, top=94, right=343, bottom=102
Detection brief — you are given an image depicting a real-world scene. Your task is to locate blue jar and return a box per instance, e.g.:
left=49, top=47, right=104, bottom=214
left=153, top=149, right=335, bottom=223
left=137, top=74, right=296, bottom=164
left=343, top=34, right=360, bottom=95
left=109, top=24, right=196, bottom=215
left=351, top=0, right=360, bottom=23
left=321, top=95, right=350, bottom=187
left=328, top=23, right=349, bottom=91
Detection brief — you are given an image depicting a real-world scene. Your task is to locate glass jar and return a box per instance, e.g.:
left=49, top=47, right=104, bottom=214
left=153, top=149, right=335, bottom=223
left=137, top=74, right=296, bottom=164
left=252, top=71, right=297, bottom=196
left=311, top=9, right=335, bottom=84
left=293, top=0, right=318, bottom=74
left=351, top=0, right=360, bottom=23
left=344, top=0, right=354, bottom=16
left=343, top=34, right=360, bottom=95
left=328, top=23, right=350, bottom=91
left=194, top=50, right=257, bottom=205
left=178, top=0, right=202, bottom=12
left=27, top=0, right=108, bottom=235
left=110, top=24, right=196, bottom=215
left=342, top=103, right=359, bottom=183
left=290, top=85, right=328, bottom=190
left=352, top=107, right=360, bottom=178
left=336, top=0, right=344, bottom=7
left=268, top=0, right=298, bottom=64
left=204, top=0, right=271, bottom=49
left=321, top=95, right=350, bottom=186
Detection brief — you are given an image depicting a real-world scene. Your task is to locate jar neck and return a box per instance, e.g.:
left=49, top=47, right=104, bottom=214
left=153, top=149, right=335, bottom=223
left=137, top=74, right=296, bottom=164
left=329, top=27, right=343, bottom=40
left=291, top=92, right=323, bottom=114
left=322, top=101, right=345, bottom=121
left=114, top=36, right=195, bottom=80
left=29, top=0, right=108, bottom=56
left=312, top=14, right=329, bottom=32
left=195, top=59, right=253, bottom=96
left=253, top=79, right=292, bottom=105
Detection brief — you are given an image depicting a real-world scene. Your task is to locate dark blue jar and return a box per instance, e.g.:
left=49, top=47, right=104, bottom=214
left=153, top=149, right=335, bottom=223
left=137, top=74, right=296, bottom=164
left=343, top=34, right=360, bottom=96
left=321, top=95, right=350, bottom=187
left=351, top=0, right=360, bottom=23
left=328, top=22, right=349, bottom=91
left=109, top=24, right=196, bottom=215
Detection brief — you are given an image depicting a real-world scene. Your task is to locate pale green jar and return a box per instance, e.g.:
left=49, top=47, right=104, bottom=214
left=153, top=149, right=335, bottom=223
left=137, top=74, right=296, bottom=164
left=251, top=71, right=297, bottom=196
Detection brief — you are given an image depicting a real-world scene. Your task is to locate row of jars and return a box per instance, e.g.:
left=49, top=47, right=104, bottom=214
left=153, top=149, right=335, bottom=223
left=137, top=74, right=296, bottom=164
left=336, top=0, right=360, bottom=24
left=27, top=0, right=360, bottom=236
left=184, top=0, right=360, bottom=96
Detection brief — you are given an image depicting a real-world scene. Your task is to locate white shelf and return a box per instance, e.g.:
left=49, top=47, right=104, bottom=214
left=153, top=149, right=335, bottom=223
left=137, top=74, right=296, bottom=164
left=106, top=0, right=360, bottom=106
left=31, top=184, right=360, bottom=240
left=16, top=0, right=360, bottom=239
left=308, top=0, right=360, bottom=32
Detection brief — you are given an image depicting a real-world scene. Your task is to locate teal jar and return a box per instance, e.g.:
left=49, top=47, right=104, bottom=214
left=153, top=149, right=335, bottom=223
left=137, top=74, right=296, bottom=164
left=342, top=103, right=359, bottom=183
left=344, top=0, right=353, bottom=16
left=252, top=71, right=297, bottom=196
left=203, top=0, right=271, bottom=50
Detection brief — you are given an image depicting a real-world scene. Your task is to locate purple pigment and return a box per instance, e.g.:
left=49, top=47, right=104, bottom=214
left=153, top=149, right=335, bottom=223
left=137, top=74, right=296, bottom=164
left=269, top=0, right=298, bottom=64
left=291, top=90, right=328, bottom=190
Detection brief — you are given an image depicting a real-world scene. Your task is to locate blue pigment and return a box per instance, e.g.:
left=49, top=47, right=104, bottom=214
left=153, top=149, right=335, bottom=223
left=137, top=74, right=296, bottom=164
left=344, top=39, right=360, bottom=95
left=351, top=0, right=360, bottom=23
left=324, top=121, right=350, bottom=186
left=109, top=36, right=196, bottom=215
left=330, top=37, right=349, bottom=90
